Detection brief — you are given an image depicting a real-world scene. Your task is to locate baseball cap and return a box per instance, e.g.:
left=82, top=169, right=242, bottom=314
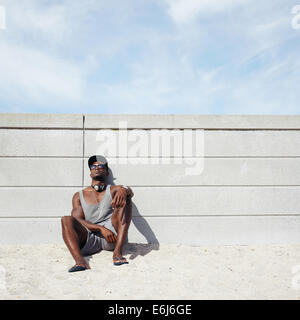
left=88, top=155, right=108, bottom=169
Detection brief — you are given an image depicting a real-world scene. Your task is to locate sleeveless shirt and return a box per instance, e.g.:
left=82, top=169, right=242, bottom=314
left=79, top=184, right=114, bottom=225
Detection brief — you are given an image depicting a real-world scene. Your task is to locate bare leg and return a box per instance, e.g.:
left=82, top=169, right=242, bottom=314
left=61, top=216, right=90, bottom=269
left=111, top=197, right=132, bottom=263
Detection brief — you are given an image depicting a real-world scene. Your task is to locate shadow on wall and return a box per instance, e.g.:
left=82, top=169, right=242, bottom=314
left=108, top=168, right=160, bottom=261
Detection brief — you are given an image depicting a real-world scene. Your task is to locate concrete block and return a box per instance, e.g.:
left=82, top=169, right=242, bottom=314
left=0, top=218, right=62, bottom=244
left=85, top=129, right=300, bottom=157
left=128, top=215, right=300, bottom=245
left=0, top=187, right=77, bottom=217
left=131, top=186, right=300, bottom=216
left=1, top=215, right=300, bottom=245
left=83, top=157, right=300, bottom=186
left=0, top=158, right=83, bottom=186
left=0, top=129, right=83, bottom=156
left=205, top=130, right=300, bottom=156
left=2, top=186, right=299, bottom=218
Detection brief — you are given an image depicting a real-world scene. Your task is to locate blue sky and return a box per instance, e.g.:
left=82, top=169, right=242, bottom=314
left=0, top=0, right=299, bottom=114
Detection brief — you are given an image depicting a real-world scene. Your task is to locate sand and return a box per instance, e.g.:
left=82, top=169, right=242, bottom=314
left=1, top=242, right=300, bottom=300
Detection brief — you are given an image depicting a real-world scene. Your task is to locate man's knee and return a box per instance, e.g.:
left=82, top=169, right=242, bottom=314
left=115, top=197, right=132, bottom=210
left=61, top=215, right=75, bottom=228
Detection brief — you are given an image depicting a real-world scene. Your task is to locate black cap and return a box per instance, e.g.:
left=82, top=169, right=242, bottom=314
left=88, top=155, right=108, bottom=169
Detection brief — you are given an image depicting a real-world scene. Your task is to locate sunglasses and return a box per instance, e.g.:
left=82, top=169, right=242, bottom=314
left=90, top=164, right=106, bottom=170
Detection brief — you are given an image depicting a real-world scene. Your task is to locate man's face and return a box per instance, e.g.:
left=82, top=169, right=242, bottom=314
left=90, top=161, right=108, bottom=182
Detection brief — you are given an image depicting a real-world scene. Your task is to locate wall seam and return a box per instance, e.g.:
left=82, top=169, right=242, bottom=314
left=82, top=114, right=85, bottom=189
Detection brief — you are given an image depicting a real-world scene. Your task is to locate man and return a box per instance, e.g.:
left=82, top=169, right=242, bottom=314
left=61, top=155, right=133, bottom=272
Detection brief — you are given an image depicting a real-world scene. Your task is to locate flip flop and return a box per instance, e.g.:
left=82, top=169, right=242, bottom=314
left=68, top=264, right=87, bottom=272
left=113, top=257, right=129, bottom=266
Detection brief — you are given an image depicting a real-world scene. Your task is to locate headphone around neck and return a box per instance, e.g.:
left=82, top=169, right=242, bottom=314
left=92, top=184, right=107, bottom=192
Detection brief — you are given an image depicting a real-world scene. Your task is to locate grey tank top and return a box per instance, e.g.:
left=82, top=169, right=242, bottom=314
left=79, top=184, right=114, bottom=225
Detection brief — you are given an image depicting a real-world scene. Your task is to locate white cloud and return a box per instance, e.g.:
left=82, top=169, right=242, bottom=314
left=0, top=0, right=299, bottom=115
left=0, top=0, right=102, bottom=109
left=0, top=42, right=83, bottom=105
left=165, top=0, right=248, bottom=24
left=12, top=4, right=68, bottom=43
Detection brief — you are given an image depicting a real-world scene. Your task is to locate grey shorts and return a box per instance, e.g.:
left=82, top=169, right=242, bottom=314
left=80, top=219, right=117, bottom=257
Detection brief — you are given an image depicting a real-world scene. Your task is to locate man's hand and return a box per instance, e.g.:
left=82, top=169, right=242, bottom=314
left=111, top=187, right=127, bottom=209
left=99, top=226, right=117, bottom=243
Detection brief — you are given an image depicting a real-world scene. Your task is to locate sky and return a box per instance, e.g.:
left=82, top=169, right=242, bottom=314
left=0, top=0, right=300, bottom=114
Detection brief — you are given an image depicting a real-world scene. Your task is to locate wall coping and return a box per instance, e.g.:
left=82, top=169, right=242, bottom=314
left=1, top=113, right=300, bottom=129
left=84, top=114, right=300, bottom=129
left=0, top=113, right=83, bottom=129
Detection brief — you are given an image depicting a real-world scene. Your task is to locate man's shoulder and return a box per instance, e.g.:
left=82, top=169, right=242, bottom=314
left=72, top=191, right=80, bottom=200
left=72, top=188, right=90, bottom=204
left=73, top=187, right=91, bottom=197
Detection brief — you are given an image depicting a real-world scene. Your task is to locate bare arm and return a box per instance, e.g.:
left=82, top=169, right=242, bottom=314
left=111, top=185, right=134, bottom=209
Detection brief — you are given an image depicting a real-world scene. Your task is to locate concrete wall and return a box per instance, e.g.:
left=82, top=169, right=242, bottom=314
left=0, top=113, right=300, bottom=245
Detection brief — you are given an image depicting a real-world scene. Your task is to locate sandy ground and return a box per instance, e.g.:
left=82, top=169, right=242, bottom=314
left=1, top=243, right=300, bottom=300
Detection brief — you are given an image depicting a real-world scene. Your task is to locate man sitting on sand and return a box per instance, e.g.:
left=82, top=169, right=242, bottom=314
left=61, top=155, right=133, bottom=272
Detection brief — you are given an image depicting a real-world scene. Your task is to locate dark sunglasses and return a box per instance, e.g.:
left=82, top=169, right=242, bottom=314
left=90, top=164, right=106, bottom=170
